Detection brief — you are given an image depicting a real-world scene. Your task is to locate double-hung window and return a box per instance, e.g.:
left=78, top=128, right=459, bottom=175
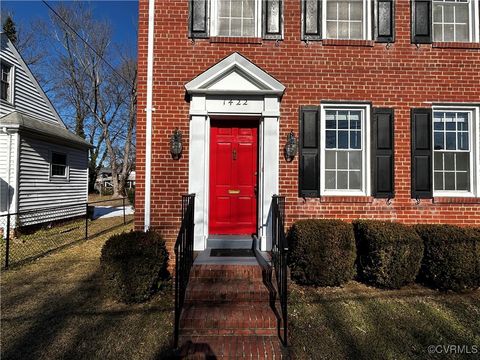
left=323, top=0, right=372, bottom=40
left=433, top=107, right=478, bottom=196
left=321, top=104, right=370, bottom=196
left=212, top=0, right=259, bottom=37
left=1, top=62, right=12, bottom=103
left=50, top=152, right=68, bottom=179
left=433, top=0, right=479, bottom=42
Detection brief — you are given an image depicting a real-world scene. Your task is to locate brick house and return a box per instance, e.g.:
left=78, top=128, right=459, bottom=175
left=136, top=0, right=480, bottom=255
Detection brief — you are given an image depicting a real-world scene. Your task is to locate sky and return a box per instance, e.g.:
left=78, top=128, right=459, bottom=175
left=2, top=0, right=138, bottom=55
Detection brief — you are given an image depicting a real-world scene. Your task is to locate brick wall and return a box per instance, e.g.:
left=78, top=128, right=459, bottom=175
left=136, top=0, right=480, bottom=253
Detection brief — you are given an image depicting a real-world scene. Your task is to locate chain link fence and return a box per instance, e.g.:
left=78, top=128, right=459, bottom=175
left=0, top=198, right=133, bottom=269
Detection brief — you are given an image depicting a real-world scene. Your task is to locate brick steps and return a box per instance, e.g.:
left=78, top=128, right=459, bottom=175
left=185, top=280, right=272, bottom=303
left=177, top=263, right=285, bottom=359
left=180, top=303, right=277, bottom=335
left=177, top=335, right=287, bottom=359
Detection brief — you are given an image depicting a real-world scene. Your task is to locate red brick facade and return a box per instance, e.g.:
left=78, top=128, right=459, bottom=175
left=136, top=0, right=480, bottom=254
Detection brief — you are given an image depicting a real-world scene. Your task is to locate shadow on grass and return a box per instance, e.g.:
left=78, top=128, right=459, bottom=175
left=1, top=266, right=175, bottom=360
left=289, top=283, right=480, bottom=360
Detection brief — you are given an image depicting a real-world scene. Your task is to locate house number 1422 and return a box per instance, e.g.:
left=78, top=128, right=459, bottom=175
left=223, top=99, right=248, bottom=106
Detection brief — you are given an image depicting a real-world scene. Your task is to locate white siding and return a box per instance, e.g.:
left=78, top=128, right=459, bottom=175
left=0, top=132, right=17, bottom=214
left=17, top=136, right=88, bottom=225
left=0, top=35, right=61, bottom=124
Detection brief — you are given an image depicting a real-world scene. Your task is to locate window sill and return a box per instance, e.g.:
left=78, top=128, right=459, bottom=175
left=322, top=39, right=374, bottom=47
left=433, top=197, right=480, bottom=204
left=210, top=37, right=263, bottom=45
left=320, top=196, right=373, bottom=203
left=432, top=42, right=480, bottom=49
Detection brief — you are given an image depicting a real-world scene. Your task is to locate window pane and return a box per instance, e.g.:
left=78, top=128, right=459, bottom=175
left=52, top=165, right=66, bottom=177
left=433, top=5, right=442, bottom=22
left=326, top=151, right=336, bottom=169
left=434, top=172, right=443, bottom=190
left=218, top=19, right=230, bottom=35
left=444, top=5, right=454, bottom=22
left=52, top=153, right=67, bottom=165
left=444, top=152, right=455, bottom=171
left=243, top=19, right=255, bottom=36
left=338, top=2, right=348, bottom=20
left=338, top=22, right=349, bottom=38
left=350, top=1, right=363, bottom=21
left=434, top=153, right=443, bottom=170
left=456, top=152, right=469, bottom=171
left=456, top=172, right=469, bottom=191
left=433, top=24, right=443, bottom=41
left=349, top=170, right=361, bottom=190
left=349, top=151, right=361, bottom=170
left=325, top=171, right=336, bottom=189
left=444, top=24, right=455, bottom=41
left=456, top=25, right=469, bottom=41
left=219, top=0, right=230, bottom=17
left=326, top=131, right=336, bottom=148
left=326, top=119, right=336, bottom=129
left=458, top=132, right=469, bottom=150
left=434, top=119, right=444, bottom=131
left=444, top=172, right=455, bottom=190
left=350, top=131, right=361, bottom=149
left=327, top=21, right=337, bottom=38
left=326, top=1, right=337, bottom=19
left=337, top=151, right=348, bottom=169
left=445, top=132, right=456, bottom=150
left=445, top=113, right=456, bottom=129
left=338, top=131, right=348, bottom=148
left=434, top=132, right=444, bottom=150
left=337, top=111, right=347, bottom=122
left=231, top=19, right=242, bottom=36
left=349, top=115, right=361, bottom=129
left=456, top=5, right=469, bottom=23
left=350, top=22, right=362, bottom=39
left=244, top=0, right=255, bottom=18
left=457, top=114, right=468, bottom=130
left=337, top=171, right=348, bottom=189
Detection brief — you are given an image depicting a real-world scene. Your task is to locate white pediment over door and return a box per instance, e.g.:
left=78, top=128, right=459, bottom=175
left=185, top=52, right=285, bottom=96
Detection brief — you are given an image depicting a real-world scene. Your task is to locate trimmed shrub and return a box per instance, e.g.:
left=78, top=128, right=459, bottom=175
left=353, top=220, right=423, bottom=289
left=100, top=230, right=169, bottom=303
left=415, top=224, right=480, bottom=292
left=287, top=219, right=356, bottom=286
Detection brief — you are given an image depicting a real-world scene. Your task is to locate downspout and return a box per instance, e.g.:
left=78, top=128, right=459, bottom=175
left=144, top=0, right=155, bottom=231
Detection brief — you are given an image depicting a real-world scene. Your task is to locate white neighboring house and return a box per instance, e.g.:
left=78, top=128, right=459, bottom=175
left=0, top=33, right=91, bottom=227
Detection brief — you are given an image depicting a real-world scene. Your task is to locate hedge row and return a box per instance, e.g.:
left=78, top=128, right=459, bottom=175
left=288, top=220, right=480, bottom=292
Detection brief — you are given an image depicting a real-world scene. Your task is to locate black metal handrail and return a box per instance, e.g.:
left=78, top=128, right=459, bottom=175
left=174, top=194, right=195, bottom=348
left=272, top=195, right=288, bottom=346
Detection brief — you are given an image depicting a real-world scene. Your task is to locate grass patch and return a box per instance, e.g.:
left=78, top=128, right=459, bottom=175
left=0, top=215, right=134, bottom=268
left=0, top=222, right=175, bottom=360
left=289, top=282, right=480, bottom=359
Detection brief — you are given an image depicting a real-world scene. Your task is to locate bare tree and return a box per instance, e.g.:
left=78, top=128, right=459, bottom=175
left=32, top=3, right=136, bottom=196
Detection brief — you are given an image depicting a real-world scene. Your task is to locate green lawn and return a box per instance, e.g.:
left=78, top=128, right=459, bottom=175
left=1, top=222, right=175, bottom=360
left=289, top=282, right=480, bottom=360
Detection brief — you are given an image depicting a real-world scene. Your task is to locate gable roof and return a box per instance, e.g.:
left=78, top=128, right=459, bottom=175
left=0, top=32, right=65, bottom=127
left=185, top=52, right=285, bottom=96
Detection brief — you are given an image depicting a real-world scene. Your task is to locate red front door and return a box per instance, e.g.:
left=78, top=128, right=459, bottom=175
left=209, top=120, right=258, bottom=235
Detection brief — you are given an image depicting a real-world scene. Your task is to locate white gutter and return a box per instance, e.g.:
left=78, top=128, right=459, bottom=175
left=144, top=0, right=155, bottom=231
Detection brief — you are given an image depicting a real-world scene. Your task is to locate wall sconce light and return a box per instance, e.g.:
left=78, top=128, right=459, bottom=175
left=170, top=128, right=183, bottom=160
left=284, top=130, right=298, bottom=162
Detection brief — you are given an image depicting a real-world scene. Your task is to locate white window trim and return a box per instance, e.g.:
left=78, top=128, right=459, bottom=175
left=432, top=105, right=479, bottom=197
left=210, top=0, right=262, bottom=38
left=322, top=0, right=372, bottom=41
left=320, top=103, right=371, bottom=196
left=432, top=0, right=480, bottom=42
left=0, top=61, right=15, bottom=105
left=49, top=151, right=69, bottom=181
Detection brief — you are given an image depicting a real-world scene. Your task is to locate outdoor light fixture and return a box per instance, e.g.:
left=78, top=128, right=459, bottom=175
left=284, top=130, right=298, bottom=162
left=170, top=128, right=183, bottom=160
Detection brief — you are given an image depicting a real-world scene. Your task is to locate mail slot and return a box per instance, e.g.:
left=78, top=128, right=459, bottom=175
left=228, top=189, right=240, bottom=194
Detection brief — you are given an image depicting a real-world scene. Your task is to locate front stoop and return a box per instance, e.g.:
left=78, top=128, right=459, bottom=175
left=176, top=264, right=288, bottom=359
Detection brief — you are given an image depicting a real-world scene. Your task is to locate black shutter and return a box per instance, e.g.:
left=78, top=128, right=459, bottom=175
left=299, top=106, right=320, bottom=197
left=411, top=0, right=432, bottom=44
left=301, top=0, right=322, bottom=41
left=372, top=108, right=394, bottom=198
left=375, top=0, right=395, bottom=43
left=189, top=0, right=209, bottom=38
left=263, top=0, right=283, bottom=40
left=411, top=108, right=433, bottom=199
